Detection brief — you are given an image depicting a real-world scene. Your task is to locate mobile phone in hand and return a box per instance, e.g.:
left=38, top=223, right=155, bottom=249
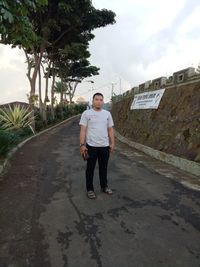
left=82, top=150, right=90, bottom=161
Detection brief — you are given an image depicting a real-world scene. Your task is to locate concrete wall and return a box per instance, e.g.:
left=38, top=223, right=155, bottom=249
left=111, top=79, right=200, bottom=163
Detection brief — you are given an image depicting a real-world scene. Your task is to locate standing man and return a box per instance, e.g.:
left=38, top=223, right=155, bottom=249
left=79, top=93, right=115, bottom=199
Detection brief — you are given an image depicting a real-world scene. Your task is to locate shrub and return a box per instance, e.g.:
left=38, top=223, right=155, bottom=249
left=0, top=104, right=35, bottom=134
left=0, top=129, right=20, bottom=157
left=34, top=110, right=45, bottom=132
left=0, top=103, right=87, bottom=158
left=54, top=104, right=64, bottom=120
left=74, top=104, right=87, bottom=114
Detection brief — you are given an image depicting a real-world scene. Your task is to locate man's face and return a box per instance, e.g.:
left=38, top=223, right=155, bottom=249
left=92, top=95, right=104, bottom=109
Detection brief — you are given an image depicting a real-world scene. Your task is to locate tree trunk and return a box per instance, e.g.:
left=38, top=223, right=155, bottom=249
left=51, top=71, right=56, bottom=120
left=24, top=47, right=45, bottom=131
left=60, top=77, right=64, bottom=105
left=30, top=48, right=44, bottom=103
left=38, top=64, right=43, bottom=115
left=44, top=61, right=51, bottom=103
left=42, top=73, right=48, bottom=124
left=60, top=77, right=64, bottom=119
left=68, top=81, right=79, bottom=104
left=42, top=60, right=52, bottom=124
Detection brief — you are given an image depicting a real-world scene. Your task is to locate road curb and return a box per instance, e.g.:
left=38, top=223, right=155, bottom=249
left=0, top=115, right=80, bottom=176
left=115, top=130, right=200, bottom=177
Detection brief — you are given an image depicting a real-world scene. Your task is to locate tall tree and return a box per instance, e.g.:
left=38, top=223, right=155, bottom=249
left=26, top=0, right=115, bottom=106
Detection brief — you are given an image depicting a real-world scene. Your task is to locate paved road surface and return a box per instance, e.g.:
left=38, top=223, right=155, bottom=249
left=0, top=116, right=200, bottom=267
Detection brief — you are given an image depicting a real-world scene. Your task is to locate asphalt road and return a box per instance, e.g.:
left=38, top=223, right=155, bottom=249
left=0, top=116, right=200, bottom=267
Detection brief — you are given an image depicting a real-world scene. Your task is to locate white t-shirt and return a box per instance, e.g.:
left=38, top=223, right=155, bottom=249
left=79, top=108, right=114, bottom=147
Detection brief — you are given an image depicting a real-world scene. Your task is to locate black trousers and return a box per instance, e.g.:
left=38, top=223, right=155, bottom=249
left=86, top=144, right=110, bottom=191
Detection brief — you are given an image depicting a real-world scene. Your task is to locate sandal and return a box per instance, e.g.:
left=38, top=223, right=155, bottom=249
left=87, top=191, right=96, bottom=199
left=102, top=187, right=113, bottom=195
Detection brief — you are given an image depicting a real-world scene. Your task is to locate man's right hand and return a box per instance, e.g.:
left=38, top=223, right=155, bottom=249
left=80, top=145, right=88, bottom=157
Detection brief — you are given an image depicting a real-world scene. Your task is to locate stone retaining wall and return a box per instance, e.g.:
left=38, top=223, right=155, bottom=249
left=111, top=80, right=200, bottom=162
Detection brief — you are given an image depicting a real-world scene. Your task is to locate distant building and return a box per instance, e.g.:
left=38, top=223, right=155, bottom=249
left=173, top=67, right=195, bottom=84
left=76, top=97, right=88, bottom=105
left=139, top=80, right=151, bottom=92
left=152, top=77, right=167, bottom=89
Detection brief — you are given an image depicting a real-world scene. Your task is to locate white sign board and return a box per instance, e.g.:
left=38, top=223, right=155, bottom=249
left=130, top=88, right=165, bottom=110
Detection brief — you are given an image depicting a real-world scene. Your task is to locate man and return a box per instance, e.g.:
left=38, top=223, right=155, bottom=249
left=79, top=93, right=115, bottom=199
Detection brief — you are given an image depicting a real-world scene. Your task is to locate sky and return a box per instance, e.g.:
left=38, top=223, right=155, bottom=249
left=1, top=0, right=200, bottom=104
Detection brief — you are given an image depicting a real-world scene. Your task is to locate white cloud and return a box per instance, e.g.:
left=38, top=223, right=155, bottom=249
left=0, top=45, right=29, bottom=104
left=78, top=0, right=200, bottom=99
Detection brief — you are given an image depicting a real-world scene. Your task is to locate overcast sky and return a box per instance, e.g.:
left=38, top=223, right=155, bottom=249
left=1, top=0, right=200, bottom=104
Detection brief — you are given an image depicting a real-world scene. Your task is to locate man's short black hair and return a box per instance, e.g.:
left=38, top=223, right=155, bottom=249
left=93, top=92, right=104, bottom=99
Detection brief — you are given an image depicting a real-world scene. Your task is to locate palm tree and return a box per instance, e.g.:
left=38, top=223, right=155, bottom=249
left=54, top=81, right=68, bottom=105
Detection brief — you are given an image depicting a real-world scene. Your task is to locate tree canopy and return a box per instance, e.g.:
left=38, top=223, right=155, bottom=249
left=0, top=0, right=48, bottom=46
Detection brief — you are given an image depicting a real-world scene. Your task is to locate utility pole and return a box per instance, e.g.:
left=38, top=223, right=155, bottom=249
left=119, top=78, right=122, bottom=95
left=111, top=83, right=114, bottom=99
left=89, top=88, right=95, bottom=105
